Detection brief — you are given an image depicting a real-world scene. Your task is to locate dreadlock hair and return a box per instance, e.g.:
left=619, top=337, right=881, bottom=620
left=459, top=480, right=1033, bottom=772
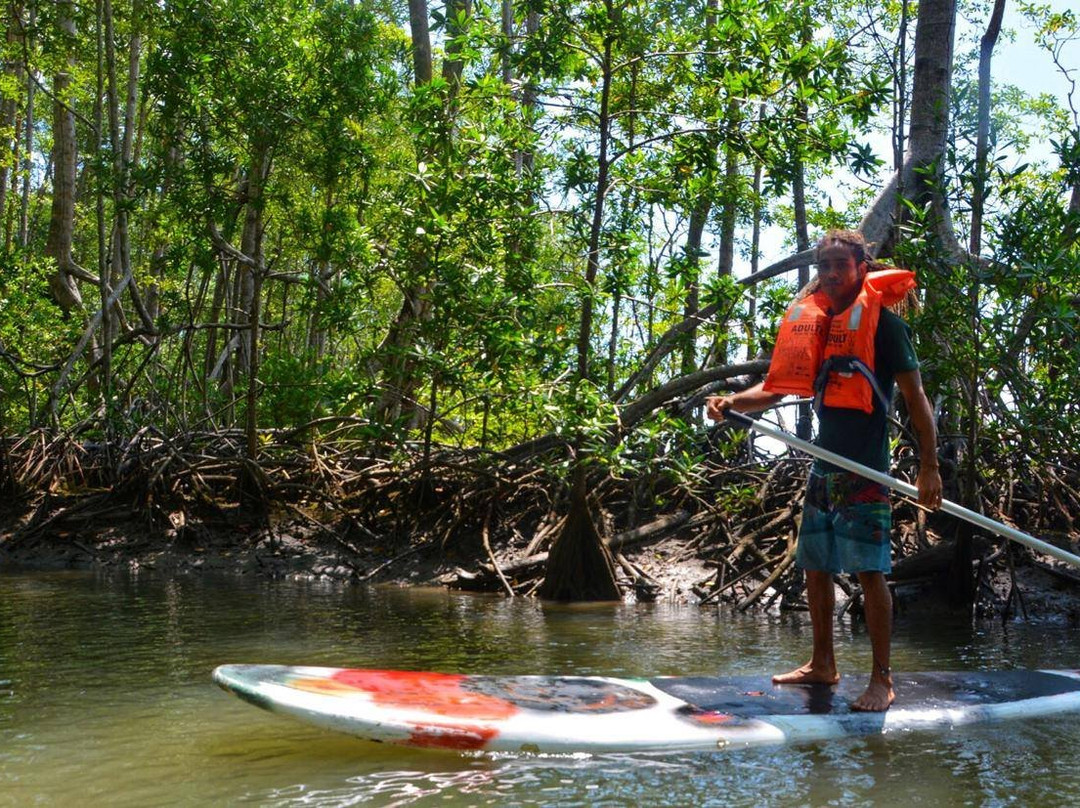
left=816, top=228, right=867, bottom=265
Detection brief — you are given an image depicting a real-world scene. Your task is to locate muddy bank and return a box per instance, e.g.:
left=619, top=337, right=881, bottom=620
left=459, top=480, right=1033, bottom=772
left=3, top=427, right=1080, bottom=623
left=4, top=504, right=1080, bottom=626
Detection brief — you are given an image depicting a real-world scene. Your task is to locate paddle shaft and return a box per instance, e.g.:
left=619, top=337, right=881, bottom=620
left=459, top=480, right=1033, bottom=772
left=724, top=409, right=1080, bottom=570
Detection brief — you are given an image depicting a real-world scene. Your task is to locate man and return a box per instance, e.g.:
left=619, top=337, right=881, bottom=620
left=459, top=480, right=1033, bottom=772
left=706, top=229, right=942, bottom=712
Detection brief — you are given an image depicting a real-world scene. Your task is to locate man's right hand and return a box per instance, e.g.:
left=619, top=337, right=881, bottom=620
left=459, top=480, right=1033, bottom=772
left=704, top=383, right=777, bottom=422
left=705, top=395, right=734, bottom=422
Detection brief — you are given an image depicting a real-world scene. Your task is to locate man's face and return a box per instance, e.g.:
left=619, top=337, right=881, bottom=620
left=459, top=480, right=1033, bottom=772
left=816, top=244, right=865, bottom=308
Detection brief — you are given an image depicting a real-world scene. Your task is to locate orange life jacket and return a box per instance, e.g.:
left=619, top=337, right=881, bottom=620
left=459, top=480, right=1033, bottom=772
left=762, top=269, right=916, bottom=413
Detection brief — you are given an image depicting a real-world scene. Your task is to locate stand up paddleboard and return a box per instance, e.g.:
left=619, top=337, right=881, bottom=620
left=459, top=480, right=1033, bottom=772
left=213, top=665, right=1080, bottom=753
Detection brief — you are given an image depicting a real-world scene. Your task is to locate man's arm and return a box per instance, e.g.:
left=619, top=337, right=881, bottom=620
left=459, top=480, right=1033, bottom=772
left=705, top=382, right=784, bottom=422
left=895, top=368, right=943, bottom=509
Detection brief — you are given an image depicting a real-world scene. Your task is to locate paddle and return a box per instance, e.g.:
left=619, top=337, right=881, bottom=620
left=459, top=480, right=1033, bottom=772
left=723, top=408, right=1080, bottom=570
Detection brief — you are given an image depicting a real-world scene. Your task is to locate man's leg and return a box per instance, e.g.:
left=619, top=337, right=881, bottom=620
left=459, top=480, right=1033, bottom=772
left=851, top=571, right=894, bottom=711
left=773, top=569, right=840, bottom=685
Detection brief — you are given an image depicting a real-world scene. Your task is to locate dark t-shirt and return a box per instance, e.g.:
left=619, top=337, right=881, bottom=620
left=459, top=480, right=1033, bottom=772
left=815, top=309, right=920, bottom=473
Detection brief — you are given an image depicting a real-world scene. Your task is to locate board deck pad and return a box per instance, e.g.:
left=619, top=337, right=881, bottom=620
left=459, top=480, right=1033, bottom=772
left=213, top=665, right=1080, bottom=753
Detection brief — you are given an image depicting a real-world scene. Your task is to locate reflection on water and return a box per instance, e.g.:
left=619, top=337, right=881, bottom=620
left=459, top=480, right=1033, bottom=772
left=1, top=569, right=1078, bottom=806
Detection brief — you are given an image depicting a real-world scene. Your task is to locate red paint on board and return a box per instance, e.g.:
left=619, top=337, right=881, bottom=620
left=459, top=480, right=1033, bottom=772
left=687, top=710, right=736, bottom=725
left=327, top=669, right=519, bottom=720
left=406, top=722, right=500, bottom=750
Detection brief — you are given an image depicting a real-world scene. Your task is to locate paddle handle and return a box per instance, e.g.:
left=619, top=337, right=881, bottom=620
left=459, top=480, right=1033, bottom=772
left=723, top=409, right=1080, bottom=570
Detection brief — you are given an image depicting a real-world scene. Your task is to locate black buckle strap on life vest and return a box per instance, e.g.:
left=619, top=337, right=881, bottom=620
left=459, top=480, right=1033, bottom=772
left=812, top=355, right=892, bottom=413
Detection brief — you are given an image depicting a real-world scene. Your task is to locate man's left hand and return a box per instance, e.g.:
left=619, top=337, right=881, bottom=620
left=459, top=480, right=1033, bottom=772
left=916, top=466, right=943, bottom=510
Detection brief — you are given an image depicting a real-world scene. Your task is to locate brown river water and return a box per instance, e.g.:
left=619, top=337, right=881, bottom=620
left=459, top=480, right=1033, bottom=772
left=1, top=569, right=1078, bottom=806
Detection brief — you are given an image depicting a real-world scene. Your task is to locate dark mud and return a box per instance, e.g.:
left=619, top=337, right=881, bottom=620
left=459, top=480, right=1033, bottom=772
left=4, top=505, right=1080, bottom=626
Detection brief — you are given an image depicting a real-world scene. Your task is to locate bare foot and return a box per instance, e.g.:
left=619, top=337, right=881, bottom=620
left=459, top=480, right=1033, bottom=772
left=850, top=679, right=895, bottom=712
left=772, top=664, right=840, bottom=686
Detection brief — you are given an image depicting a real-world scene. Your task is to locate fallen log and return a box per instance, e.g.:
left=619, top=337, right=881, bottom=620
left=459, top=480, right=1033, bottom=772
left=889, top=537, right=992, bottom=581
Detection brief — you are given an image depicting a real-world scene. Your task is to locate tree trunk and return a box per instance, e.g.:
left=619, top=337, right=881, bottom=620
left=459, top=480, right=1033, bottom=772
left=18, top=3, right=34, bottom=249
left=703, top=143, right=738, bottom=369
left=905, top=0, right=961, bottom=255
left=308, top=184, right=335, bottom=362
left=575, top=30, right=613, bottom=385
left=44, top=0, right=84, bottom=314
left=108, top=0, right=153, bottom=337
left=520, top=11, right=539, bottom=176
left=542, top=6, right=621, bottom=602
left=538, top=467, right=621, bottom=602
left=442, top=0, right=471, bottom=94
left=907, top=0, right=955, bottom=175
left=0, top=2, right=22, bottom=235
left=204, top=257, right=229, bottom=391
left=407, top=0, right=432, bottom=85
left=858, top=0, right=960, bottom=256
left=893, top=0, right=911, bottom=173
left=607, top=284, right=621, bottom=396
left=702, top=91, right=741, bottom=371
left=951, top=0, right=1005, bottom=608
left=148, top=118, right=182, bottom=325
left=748, top=158, right=763, bottom=354
left=201, top=141, right=272, bottom=506
left=242, top=143, right=270, bottom=464
left=678, top=1, right=717, bottom=378
left=680, top=196, right=710, bottom=377
left=97, top=0, right=113, bottom=420
left=969, top=0, right=1004, bottom=258
left=372, top=0, right=443, bottom=425
left=608, top=61, right=639, bottom=395
left=500, top=0, right=512, bottom=84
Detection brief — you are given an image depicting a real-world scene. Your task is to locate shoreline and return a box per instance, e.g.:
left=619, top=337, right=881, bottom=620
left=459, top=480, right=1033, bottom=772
left=5, top=510, right=1080, bottom=625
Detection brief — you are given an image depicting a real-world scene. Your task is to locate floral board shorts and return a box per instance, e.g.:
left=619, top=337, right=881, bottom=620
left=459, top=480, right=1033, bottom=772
left=796, top=471, right=893, bottom=574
